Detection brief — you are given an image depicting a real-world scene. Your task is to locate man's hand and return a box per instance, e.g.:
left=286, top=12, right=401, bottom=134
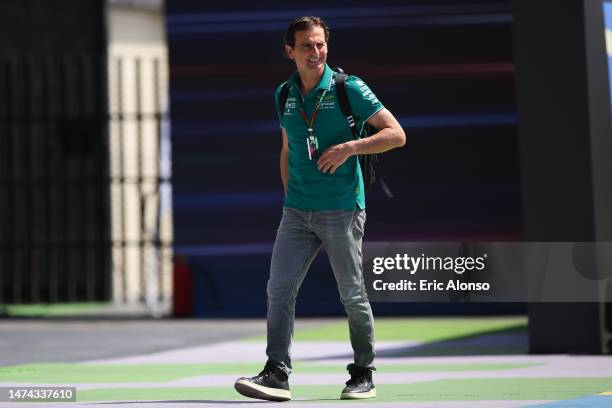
left=317, top=142, right=356, bottom=174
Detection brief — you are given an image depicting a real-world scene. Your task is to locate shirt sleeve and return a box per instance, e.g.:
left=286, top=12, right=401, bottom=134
left=274, top=83, right=287, bottom=129
left=344, top=76, right=384, bottom=124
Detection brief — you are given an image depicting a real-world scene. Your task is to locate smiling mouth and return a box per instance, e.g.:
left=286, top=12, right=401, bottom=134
left=308, top=58, right=320, bottom=63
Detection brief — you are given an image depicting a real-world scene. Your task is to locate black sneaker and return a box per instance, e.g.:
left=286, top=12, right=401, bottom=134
left=340, top=363, right=376, bottom=399
left=234, top=360, right=291, bottom=402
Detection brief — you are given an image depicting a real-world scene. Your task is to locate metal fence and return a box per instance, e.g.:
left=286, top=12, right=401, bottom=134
left=0, top=54, right=172, bottom=312
left=108, top=55, right=173, bottom=313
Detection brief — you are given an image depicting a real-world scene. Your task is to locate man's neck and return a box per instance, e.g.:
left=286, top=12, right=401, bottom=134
left=298, top=69, right=324, bottom=96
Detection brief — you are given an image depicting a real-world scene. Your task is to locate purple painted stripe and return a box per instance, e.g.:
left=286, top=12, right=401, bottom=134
left=172, top=89, right=271, bottom=102
left=168, top=15, right=512, bottom=35
left=400, top=113, right=517, bottom=128
left=166, top=4, right=512, bottom=24
left=174, top=192, right=283, bottom=208
left=171, top=113, right=517, bottom=137
left=175, top=243, right=273, bottom=256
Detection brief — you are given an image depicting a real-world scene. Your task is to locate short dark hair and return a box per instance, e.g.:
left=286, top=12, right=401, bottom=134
left=284, top=16, right=330, bottom=48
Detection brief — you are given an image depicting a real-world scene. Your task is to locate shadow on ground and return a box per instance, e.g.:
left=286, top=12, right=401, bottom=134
left=310, top=324, right=528, bottom=360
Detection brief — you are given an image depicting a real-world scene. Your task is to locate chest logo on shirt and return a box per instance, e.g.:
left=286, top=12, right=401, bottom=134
left=284, top=96, right=296, bottom=115
left=319, top=93, right=336, bottom=110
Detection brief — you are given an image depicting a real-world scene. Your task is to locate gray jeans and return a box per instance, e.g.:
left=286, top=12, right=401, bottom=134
left=266, top=207, right=375, bottom=375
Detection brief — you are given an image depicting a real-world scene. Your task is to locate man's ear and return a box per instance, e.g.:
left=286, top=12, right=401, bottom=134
left=285, top=44, right=294, bottom=60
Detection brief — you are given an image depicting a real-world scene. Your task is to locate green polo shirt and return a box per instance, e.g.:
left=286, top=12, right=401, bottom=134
left=275, top=64, right=384, bottom=210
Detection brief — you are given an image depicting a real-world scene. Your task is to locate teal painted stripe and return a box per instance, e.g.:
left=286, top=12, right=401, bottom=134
left=604, top=3, right=612, bottom=31
left=528, top=395, right=612, bottom=407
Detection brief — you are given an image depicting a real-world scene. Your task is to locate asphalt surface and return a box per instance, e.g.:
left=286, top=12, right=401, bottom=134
left=0, top=318, right=279, bottom=366
left=1, top=318, right=610, bottom=408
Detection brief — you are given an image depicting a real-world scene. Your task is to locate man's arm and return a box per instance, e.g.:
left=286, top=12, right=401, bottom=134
left=317, top=108, right=405, bottom=174
left=280, top=128, right=289, bottom=195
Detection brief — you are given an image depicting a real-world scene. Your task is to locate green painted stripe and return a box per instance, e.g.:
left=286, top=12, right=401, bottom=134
left=3, top=302, right=110, bottom=317
left=247, top=317, right=528, bottom=342
left=0, top=362, right=537, bottom=383
left=75, top=378, right=612, bottom=403
left=386, top=345, right=529, bottom=357
left=367, top=363, right=537, bottom=372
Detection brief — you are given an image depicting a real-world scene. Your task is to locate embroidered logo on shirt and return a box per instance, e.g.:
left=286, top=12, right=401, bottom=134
left=284, top=96, right=296, bottom=115
left=318, top=93, right=336, bottom=110
left=355, top=80, right=380, bottom=105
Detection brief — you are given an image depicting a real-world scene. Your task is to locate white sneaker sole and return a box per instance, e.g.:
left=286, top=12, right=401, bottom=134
left=234, top=379, right=292, bottom=402
left=341, top=388, right=377, bottom=399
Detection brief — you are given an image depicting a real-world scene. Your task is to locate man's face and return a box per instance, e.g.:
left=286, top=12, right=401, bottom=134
left=285, top=26, right=328, bottom=75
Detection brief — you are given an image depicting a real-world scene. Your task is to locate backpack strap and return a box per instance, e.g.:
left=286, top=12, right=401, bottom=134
left=335, top=70, right=394, bottom=199
left=334, top=73, right=360, bottom=140
left=278, top=82, right=290, bottom=117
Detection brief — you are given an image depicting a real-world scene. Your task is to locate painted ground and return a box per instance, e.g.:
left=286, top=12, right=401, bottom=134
left=0, top=317, right=611, bottom=407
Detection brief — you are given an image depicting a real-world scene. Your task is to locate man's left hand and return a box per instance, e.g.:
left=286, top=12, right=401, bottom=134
left=317, top=142, right=355, bottom=174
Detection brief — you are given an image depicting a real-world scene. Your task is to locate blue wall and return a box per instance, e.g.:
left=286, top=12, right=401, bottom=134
left=166, top=1, right=523, bottom=317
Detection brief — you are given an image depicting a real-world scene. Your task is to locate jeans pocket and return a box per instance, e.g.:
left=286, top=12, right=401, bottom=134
left=352, top=209, right=366, bottom=239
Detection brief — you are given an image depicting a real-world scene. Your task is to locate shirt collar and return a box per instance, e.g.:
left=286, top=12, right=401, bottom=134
left=288, top=64, right=333, bottom=98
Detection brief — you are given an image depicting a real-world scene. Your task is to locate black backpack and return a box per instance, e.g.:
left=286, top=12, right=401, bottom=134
left=278, top=68, right=393, bottom=198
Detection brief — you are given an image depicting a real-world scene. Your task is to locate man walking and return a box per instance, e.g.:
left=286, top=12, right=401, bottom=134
left=234, top=16, right=405, bottom=402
